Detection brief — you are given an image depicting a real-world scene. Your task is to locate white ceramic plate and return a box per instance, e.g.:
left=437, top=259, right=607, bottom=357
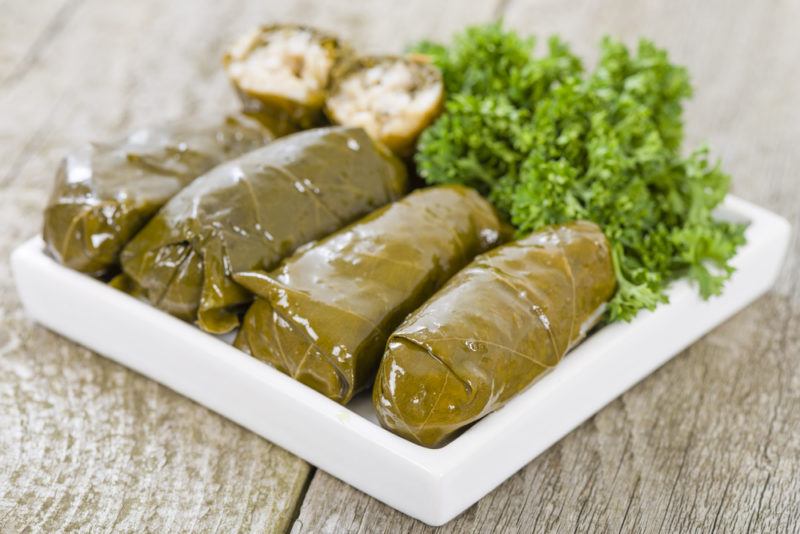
left=11, top=195, right=790, bottom=526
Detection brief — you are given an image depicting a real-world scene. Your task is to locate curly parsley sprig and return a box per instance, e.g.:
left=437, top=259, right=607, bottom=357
left=412, top=23, right=745, bottom=322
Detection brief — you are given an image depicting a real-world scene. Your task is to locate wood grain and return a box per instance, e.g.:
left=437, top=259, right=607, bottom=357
left=1, top=0, right=799, bottom=532
left=0, top=1, right=502, bottom=532
left=292, top=0, right=800, bottom=532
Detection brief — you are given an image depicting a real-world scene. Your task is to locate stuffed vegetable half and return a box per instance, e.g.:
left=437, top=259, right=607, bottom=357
left=119, top=126, right=407, bottom=334
left=325, top=55, right=444, bottom=157
left=233, top=185, right=503, bottom=404
left=224, top=24, right=353, bottom=129
left=42, top=114, right=282, bottom=276
left=373, top=221, right=616, bottom=447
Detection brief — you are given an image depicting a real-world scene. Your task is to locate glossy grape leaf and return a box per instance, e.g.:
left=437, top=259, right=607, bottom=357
left=43, top=113, right=286, bottom=276
left=120, top=127, right=407, bottom=334
left=373, top=221, right=616, bottom=447
left=234, top=185, right=503, bottom=403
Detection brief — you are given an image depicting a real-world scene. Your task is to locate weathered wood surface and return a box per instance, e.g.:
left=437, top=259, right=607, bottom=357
left=293, top=0, right=800, bottom=532
left=1, top=0, right=799, bottom=532
left=0, top=1, right=500, bottom=532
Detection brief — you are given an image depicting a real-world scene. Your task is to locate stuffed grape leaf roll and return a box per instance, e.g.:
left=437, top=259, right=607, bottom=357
left=224, top=24, right=353, bottom=129
left=373, top=221, right=616, bottom=447
left=325, top=55, right=444, bottom=157
left=233, top=185, right=503, bottom=404
left=42, top=113, right=283, bottom=276
left=119, top=126, right=407, bottom=334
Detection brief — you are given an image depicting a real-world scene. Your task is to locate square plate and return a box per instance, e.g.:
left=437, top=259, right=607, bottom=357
left=10, top=195, right=790, bottom=526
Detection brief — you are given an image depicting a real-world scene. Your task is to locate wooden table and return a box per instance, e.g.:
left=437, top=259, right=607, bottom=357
left=1, top=1, right=798, bottom=532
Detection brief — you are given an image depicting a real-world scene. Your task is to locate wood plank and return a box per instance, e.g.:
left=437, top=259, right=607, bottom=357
left=0, top=0, right=322, bottom=528
left=0, top=0, right=506, bottom=530
left=3, top=0, right=799, bottom=531
left=292, top=0, right=800, bottom=531
left=0, top=0, right=80, bottom=81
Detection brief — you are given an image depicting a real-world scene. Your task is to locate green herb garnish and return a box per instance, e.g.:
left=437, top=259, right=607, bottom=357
left=412, top=23, right=746, bottom=322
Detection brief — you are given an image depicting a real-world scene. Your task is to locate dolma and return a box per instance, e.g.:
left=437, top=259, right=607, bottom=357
left=325, top=55, right=444, bottom=157
left=224, top=24, right=353, bottom=129
left=234, top=185, right=503, bottom=404
left=42, top=113, right=281, bottom=276
left=120, top=127, right=407, bottom=334
left=373, top=221, right=616, bottom=447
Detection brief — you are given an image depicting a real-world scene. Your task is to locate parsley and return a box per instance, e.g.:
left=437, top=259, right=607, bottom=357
left=413, top=23, right=746, bottom=322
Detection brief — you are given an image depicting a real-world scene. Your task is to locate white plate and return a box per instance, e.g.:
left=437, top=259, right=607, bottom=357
left=10, top=195, right=790, bottom=526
